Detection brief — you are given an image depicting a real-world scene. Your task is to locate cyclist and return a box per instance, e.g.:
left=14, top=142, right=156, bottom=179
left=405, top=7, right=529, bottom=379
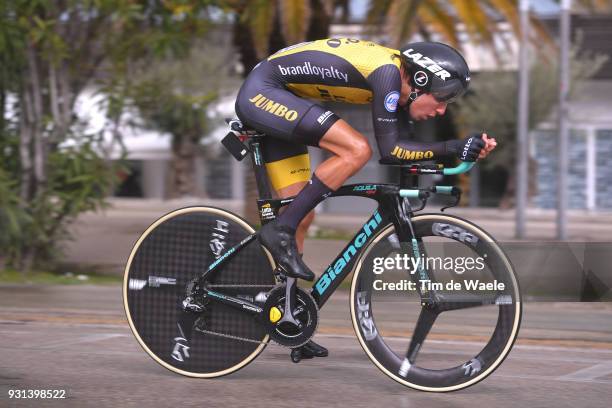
left=234, top=39, right=496, bottom=358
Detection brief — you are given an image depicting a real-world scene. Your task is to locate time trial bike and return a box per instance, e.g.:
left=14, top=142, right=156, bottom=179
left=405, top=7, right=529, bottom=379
left=123, top=119, right=521, bottom=392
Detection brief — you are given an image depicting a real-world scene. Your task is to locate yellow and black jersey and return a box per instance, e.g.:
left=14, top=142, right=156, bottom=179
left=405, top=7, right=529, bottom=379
left=266, top=39, right=405, bottom=143
left=267, top=38, right=402, bottom=104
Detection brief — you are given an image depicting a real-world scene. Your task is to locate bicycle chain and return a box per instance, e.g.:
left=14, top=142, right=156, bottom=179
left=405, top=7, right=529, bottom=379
left=193, top=327, right=266, bottom=345
left=192, top=289, right=318, bottom=349
left=207, top=284, right=276, bottom=288
left=193, top=325, right=312, bottom=349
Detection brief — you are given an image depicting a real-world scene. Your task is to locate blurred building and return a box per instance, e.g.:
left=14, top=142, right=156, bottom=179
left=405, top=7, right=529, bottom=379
left=533, top=15, right=612, bottom=210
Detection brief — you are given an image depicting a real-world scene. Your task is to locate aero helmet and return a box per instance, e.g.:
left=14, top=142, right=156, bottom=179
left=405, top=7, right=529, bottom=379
left=400, top=42, right=470, bottom=103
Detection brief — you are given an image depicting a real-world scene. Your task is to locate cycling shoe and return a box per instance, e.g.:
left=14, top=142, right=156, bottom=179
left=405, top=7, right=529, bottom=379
left=258, top=222, right=315, bottom=281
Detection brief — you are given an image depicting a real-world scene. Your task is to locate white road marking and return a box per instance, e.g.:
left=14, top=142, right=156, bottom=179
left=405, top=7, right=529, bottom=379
left=499, top=373, right=612, bottom=385
left=556, top=360, right=612, bottom=381
left=317, top=333, right=612, bottom=354
left=37, top=333, right=128, bottom=350
left=258, top=358, right=612, bottom=384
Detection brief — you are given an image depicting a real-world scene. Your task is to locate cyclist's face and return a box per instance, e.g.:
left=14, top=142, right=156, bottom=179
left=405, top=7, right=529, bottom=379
left=398, top=72, right=448, bottom=121
left=406, top=93, right=447, bottom=121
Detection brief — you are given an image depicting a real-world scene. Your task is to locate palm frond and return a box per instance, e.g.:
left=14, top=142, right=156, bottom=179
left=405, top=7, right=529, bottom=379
left=449, top=0, right=495, bottom=47
left=387, top=0, right=423, bottom=47
left=278, top=0, right=312, bottom=45
left=245, top=0, right=276, bottom=59
left=418, top=0, right=459, bottom=47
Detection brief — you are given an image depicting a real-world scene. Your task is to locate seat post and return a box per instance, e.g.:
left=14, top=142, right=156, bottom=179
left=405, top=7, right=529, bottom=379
left=249, top=138, right=273, bottom=199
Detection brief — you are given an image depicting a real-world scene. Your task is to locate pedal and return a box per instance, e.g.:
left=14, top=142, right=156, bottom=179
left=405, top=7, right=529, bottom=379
left=290, top=348, right=302, bottom=363
left=274, top=267, right=287, bottom=283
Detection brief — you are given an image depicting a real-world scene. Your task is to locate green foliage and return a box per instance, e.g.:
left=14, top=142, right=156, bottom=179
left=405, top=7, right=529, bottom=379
left=0, top=170, right=30, bottom=262
left=0, top=268, right=122, bottom=285
left=1, top=130, right=124, bottom=269
left=0, top=133, right=29, bottom=264
left=128, top=43, right=229, bottom=137
left=0, top=0, right=220, bottom=272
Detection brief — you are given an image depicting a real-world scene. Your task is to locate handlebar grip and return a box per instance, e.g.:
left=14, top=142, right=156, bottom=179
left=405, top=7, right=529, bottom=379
left=443, top=161, right=475, bottom=175
left=399, top=189, right=430, bottom=199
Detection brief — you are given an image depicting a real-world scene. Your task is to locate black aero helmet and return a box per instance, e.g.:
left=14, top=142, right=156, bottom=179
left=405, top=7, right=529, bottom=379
left=400, top=42, right=470, bottom=103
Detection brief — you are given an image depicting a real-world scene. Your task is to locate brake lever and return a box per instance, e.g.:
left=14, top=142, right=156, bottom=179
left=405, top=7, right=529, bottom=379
left=441, top=190, right=461, bottom=212
left=414, top=196, right=429, bottom=212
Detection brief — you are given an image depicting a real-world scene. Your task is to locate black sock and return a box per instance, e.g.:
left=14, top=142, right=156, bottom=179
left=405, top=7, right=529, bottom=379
left=277, top=174, right=333, bottom=230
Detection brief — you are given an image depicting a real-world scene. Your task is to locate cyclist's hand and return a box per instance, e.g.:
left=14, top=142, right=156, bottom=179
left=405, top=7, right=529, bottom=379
left=457, top=133, right=486, bottom=162
left=479, top=133, right=497, bottom=159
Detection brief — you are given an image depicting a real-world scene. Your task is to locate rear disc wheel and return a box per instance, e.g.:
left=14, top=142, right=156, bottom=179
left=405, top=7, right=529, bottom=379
left=123, top=206, right=276, bottom=377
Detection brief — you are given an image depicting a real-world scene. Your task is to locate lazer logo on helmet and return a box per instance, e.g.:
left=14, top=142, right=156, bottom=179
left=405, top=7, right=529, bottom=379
left=249, top=94, right=299, bottom=121
left=402, top=49, right=451, bottom=81
left=413, top=70, right=429, bottom=87
left=315, top=211, right=383, bottom=296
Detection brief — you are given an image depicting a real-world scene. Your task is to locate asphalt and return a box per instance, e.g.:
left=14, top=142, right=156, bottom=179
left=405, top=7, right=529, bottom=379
left=0, top=285, right=611, bottom=407
left=1, top=198, right=610, bottom=406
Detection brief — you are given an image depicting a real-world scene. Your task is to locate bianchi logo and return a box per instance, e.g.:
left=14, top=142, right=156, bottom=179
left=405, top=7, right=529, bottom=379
left=384, top=91, right=399, bottom=112
left=413, top=70, right=429, bottom=87
left=316, top=212, right=382, bottom=295
left=278, top=62, right=348, bottom=83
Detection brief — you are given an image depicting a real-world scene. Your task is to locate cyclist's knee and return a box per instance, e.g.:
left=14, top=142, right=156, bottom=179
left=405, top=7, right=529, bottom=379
left=354, top=138, right=373, bottom=165
left=342, top=136, right=372, bottom=168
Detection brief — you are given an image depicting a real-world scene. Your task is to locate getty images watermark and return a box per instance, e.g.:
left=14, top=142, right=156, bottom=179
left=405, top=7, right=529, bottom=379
left=371, top=254, right=506, bottom=292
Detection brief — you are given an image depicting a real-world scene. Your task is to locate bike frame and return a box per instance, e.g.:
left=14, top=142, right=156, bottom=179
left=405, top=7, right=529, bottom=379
left=193, top=135, right=473, bottom=317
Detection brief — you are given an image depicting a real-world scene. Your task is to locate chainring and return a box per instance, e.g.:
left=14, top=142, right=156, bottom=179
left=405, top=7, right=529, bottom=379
left=262, top=285, right=318, bottom=348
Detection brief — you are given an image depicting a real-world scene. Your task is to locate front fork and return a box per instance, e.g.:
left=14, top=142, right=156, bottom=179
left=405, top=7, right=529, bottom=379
left=389, top=195, right=437, bottom=306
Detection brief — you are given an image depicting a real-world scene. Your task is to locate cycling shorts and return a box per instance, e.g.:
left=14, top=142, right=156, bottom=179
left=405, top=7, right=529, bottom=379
left=235, top=61, right=340, bottom=190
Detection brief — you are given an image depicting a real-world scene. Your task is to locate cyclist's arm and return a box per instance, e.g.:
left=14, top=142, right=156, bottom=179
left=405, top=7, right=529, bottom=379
left=368, top=65, right=452, bottom=162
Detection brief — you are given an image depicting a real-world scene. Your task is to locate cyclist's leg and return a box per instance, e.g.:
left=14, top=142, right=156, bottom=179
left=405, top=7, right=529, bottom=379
left=277, top=182, right=314, bottom=254
left=259, top=116, right=371, bottom=240
left=260, top=136, right=314, bottom=253
left=275, top=119, right=371, bottom=232
left=314, top=119, right=372, bottom=189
